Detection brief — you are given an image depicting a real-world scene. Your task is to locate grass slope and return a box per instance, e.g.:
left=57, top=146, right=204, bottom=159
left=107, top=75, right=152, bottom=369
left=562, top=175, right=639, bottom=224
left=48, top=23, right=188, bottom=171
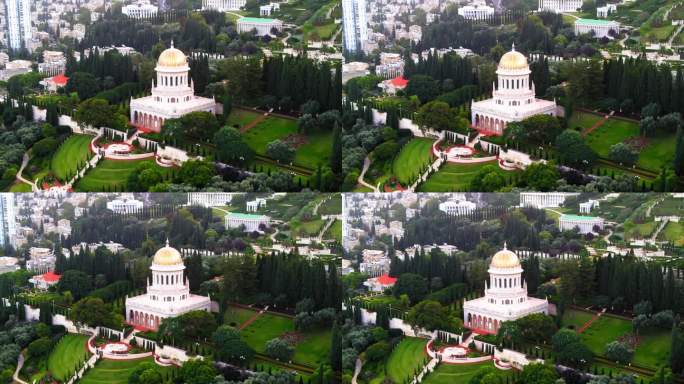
left=51, top=134, right=93, bottom=181
left=240, top=313, right=295, bottom=352
left=392, top=138, right=434, bottom=185
left=74, top=159, right=172, bottom=192
left=418, top=162, right=512, bottom=192
left=386, top=337, right=429, bottom=383
left=80, top=357, right=174, bottom=384
left=48, top=334, right=91, bottom=380
left=423, top=361, right=510, bottom=384
left=579, top=315, right=632, bottom=356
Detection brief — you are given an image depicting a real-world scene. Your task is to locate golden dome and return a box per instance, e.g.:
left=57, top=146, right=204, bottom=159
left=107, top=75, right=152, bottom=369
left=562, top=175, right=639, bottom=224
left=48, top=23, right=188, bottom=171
left=153, top=240, right=183, bottom=266
left=490, top=244, right=520, bottom=268
left=157, top=43, right=187, bottom=67
left=498, top=45, right=528, bottom=70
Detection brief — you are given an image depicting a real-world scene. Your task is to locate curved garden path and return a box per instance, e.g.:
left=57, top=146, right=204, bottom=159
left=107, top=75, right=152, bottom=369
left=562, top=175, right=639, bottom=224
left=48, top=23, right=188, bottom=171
left=13, top=352, right=28, bottom=384
left=351, top=358, right=363, bottom=384
left=357, top=156, right=379, bottom=192
left=238, top=305, right=270, bottom=331
left=16, top=153, right=38, bottom=192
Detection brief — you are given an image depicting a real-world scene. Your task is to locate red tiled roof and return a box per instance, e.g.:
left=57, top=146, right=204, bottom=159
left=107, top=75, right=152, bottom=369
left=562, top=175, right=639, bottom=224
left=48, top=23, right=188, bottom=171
left=51, top=73, right=69, bottom=86
left=40, top=271, right=61, bottom=282
left=390, top=76, right=408, bottom=88
left=376, top=274, right=397, bottom=285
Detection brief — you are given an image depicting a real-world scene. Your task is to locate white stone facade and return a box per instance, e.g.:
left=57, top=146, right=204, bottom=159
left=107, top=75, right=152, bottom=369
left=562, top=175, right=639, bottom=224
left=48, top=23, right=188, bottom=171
left=463, top=246, right=549, bottom=334
left=125, top=241, right=211, bottom=331
left=574, top=19, right=620, bottom=39
left=225, top=212, right=271, bottom=232
left=458, top=1, right=494, bottom=20
left=471, top=46, right=557, bottom=136
left=187, top=193, right=234, bottom=207
left=538, top=0, right=583, bottom=13
left=519, top=192, right=579, bottom=209
left=438, top=200, right=477, bottom=216
left=342, top=0, right=368, bottom=53
left=107, top=198, right=144, bottom=214
left=236, top=18, right=283, bottom=36
left=4, top=0, right=32, bottom=51
left=202, top=0, right=246, bottom=11
left=559, top=214, right=604, bottom=234
left=122, top=0, right=158, bottom=19
left=129, top=43, right=216, bottom=133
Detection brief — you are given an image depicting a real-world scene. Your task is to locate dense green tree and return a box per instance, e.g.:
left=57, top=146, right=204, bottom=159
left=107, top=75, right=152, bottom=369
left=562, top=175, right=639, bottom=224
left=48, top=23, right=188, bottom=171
left=213, top=126, right=254, bottom=166
left=406, top=300, right=461, bottom=332
left=56, top=270, right=92, bottom=300
left=178, top=358, right=218, bottom=384
left=393, top=273, right=429, bottom=304
left=70, top=297, right=121, bottom=328
left=211, top=325, right=254, bottom=364
left=555, top=130, right=596, bottom=169
left=65, top=72, right=101, bottom=99
left=518, top=363, right=559, bottom=384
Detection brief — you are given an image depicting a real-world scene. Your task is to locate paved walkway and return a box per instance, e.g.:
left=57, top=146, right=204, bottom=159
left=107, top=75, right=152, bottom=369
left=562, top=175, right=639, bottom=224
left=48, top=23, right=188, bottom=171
left=13, top=352, right=27, bottom=384
left=16, top=152, right=38, bottom=192
left=577, top=308, right=606, bottom=334
left=238, top=305, right=270, bottom=330
left=351, top=358, right=363, bottom=384
left=581, top=111, right=614, bottom=137
left=357, top=156, right=379, bottom=192
left=240, top=113, right=267, bottom=133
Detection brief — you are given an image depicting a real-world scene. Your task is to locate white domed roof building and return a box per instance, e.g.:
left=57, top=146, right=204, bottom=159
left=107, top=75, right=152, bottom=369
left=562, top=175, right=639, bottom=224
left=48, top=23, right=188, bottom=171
left=125, top=240, right=211, bottom=331
left=129, top=42, right=216, bottom=133
left=470, top=44, right=557, bottom=136
left=462, top=244, right=548, bottom=334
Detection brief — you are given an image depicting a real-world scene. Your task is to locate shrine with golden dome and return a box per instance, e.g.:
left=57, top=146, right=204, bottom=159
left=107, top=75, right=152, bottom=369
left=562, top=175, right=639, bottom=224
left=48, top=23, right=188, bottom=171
left=462, top=244, right=549, bottom=334
left=129, top=42, right=216, bottom=133
left=470, top=44, right=557, bottom=136
left=125, top=240, right=211, bottom=331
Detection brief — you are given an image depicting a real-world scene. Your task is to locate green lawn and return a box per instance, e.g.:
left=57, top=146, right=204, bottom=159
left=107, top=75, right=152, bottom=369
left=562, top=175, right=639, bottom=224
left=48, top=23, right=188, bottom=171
left=51, top=134, right=93, bottom=181
left=74, top=159, right=172, bottom=192
left=634, top=329, right=671, bottom=369
left=240, top=313, right=295, bottom=353
left=580, top=315, right=632, bottom=356
left=80, top=357, right=175, bottom=384
left=223, top=306, right=259, bottom=328
left=392, top=138, right=435, bottom=186
left=569, top=111, right=604, bottom=132
left=226, top=108, right=263, bottom=128
left=292, top=329, right=331, bottom=366
left=584, top=118, right=639, bottom=158
left=48, top=334, right=91, bottom=381
left=9, top=182, right=32, bottom=192
left=291, top=218, right=326, bottom=237
left=561, top=308, right=595, bottom=330
left=386, top=337, right=429, bottom=383
left=324, top=219, right=342, bottom=242
left=623, top=220, right=657, bottom=240
left=636, top=133, right=677, bottom=172
left=423, top=361, right=511, bottom=384
left=658, top=221, right=684, bottom=246
left=293, top=130, right=333, bottom=169
left=418, top=162, right=513, bottom=192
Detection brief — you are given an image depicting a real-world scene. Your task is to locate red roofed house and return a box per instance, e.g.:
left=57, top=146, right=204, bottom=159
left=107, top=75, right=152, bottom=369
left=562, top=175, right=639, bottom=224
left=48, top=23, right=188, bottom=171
left=364, top=274, right=398, bottom=293
left=41, top=73, right=69, bottom=92
left=30, top=271, right=61, bottom=290
left=379, top=76, right=408, bottom=95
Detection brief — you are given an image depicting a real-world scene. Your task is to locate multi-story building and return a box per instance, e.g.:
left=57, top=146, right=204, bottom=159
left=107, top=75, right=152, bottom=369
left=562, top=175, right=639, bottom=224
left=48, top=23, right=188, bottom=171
left=519, top=192, right=579, bottom=209
left=559, top=214, right=605, bottom=234
left=0, top=194, right=17, bottom=248
left=342, top=0, right=368, bottom=53
left=3, top=0, right=32, bottom=51
left=38, top=50, right=66, bottom=76
left=27, top=247, right=56, bottom=274
left=574, top=18, right=620, bottom=39
left=538, top=0, right=583, bottom=13
left=107, top=198, right=144, bottom=214
left=457, top=0, right=495, bottom=20
left=187, top=193, right=234, bottom=207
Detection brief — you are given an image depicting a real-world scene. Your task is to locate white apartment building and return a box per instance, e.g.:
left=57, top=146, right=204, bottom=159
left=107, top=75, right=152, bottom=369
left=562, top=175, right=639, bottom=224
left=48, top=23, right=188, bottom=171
left=342, top=0, right=368, bottom=53
left=4, top=0, right=32, bottom=51
left=0, top=194, right=17, bottom=248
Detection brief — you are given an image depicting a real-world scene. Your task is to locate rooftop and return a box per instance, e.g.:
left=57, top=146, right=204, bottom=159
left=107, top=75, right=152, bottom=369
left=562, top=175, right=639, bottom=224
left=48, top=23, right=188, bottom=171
left=576, top=18, right=619, bottom=26
left=560, top=214, right=602, bottom=221
left=227, top=212, right=269, bottom=219
left=238, top=17, right=280, bottom=23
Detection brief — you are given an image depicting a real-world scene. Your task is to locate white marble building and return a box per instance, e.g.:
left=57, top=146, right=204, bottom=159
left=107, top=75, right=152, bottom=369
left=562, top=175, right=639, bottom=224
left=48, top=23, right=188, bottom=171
left=457, top=0, right=494, bottom=20
left=107, top=198, right=144, bottom=214
left=202, top=0, right=246, bottom=11
left=470, top=45, right=557, bottom=136
left=538, top=0, right=583, bottom=13
left=519, top=192, right=579, bottom=209
left=574, top=18, right=620, bottom=39
left=559, top=214, right=604, bottom=234
left=236, top=17, right=283, bottom=36
left=439, top=200, right=477, bottom=216
left=126, top=241, right=211, bottom=331
left=225, top=212, right=271, bottom=232
left=187, top=193, right=234, bottom=207
left=129, top=43, right=216, bottom=133
left=463, top=245, right=549, bottom=334
left=122, top=0, right=158, bottom=18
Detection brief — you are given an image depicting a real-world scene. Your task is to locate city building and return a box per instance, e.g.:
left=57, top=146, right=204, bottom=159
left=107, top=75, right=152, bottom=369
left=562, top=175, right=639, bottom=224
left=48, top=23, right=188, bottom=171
left=519, top=192, right=579, bottom=209
left=30, top=271, right=61, bottom=290
left=457, top=0, right=495, bottom=20
left=538, top=0, right=583, bottom=13
left=579, top=199, right=600, bottom=213
left=26, top=247, right=56, bottom=274
left=559, top=214, right=604, bottom=234
left=4, top=0, right=32, bottom=51
left=259, top=2, right=280, bottom=16
left=187, top=193, right=234, bottom=207
left=225, top=212, right=271, bottom=232
left=342, top=62, right=370, bottom=84
left=202, top=0, right=246, bottom=11
left=0, top=257, right=19, bottom=274
left=236, top=17, right=283, bottom=36
left=125, top=241, right=211, bottom=331
left=378, top=76, right=408, bottom=95
left=38, top=50, right=66, bottom=76
left=574, top=18, right=620, bottom=39
left=470, top=45, right=557, bottom=136
left=107, top=198, right=144, bottom=214
left=0, top=194, right=17, bottom=248
left=40, top=73, right=69, bottom=92
left=129, top=43, right=216, bottom=133
left=342, top=0, right=368, bottom=53
left=122, top=0, right=158, bottom=18
left=359, top=249, right=389, bottom=277
left=463, top=245, right=549, bottom=334
left=246, top=198, right=267, bottom=212
left=596, top=4, right=617, bottom=18
left=0, top=59, right=32, bottom=80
